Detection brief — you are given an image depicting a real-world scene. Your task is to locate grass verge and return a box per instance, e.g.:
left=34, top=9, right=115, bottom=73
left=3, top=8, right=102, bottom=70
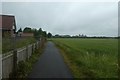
left=53, top=41, right=87, bottom=78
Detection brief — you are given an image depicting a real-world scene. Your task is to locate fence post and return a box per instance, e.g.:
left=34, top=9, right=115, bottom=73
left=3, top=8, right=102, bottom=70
left=32, top=44, right=34, bottom=54
left=12, top=49, right=17, bottom=78
left=12, top=35, right=17, bottom=78
left=26, top=45, right=29, bottom=60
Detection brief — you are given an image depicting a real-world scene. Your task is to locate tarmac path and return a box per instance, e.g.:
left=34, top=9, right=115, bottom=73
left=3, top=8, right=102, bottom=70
left=28, top=41, right=73, bottom=78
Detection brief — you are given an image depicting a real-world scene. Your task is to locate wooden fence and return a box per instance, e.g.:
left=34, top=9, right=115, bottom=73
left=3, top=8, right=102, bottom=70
left=2, top=40, right=41, bottom=79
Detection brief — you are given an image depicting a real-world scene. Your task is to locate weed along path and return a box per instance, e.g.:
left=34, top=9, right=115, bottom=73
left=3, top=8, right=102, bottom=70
left=28, top=41, right=73, bottom=78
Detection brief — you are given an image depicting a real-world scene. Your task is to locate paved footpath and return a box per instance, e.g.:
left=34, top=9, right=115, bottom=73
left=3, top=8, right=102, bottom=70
left=28, top=41, right=73, bottom=78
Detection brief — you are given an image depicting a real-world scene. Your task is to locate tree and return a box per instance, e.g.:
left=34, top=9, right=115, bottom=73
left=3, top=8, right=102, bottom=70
left=47, top=32, right=52, bottom=38
left=17, top=28, right=22, bottom=32
left=42, top=31, right=47, bottom=37
left=38, top=28, right=42, bottom=34
left=37, top=28, right=42, bottom=37
left=23, top=27, right=32, bottom=33
left=33, top=29, right=38, bottom=37
left=54, top=34, right=60, bottom=38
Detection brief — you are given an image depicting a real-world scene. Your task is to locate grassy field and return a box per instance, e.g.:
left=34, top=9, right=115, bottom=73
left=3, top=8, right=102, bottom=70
left=51, top=38, right=118, bottom=78
left=2, top=37, right=36, bottom=53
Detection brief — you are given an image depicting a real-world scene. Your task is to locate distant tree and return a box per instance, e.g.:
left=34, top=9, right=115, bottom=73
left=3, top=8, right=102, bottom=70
left=54, top=34, right=60, bottom=37
left=79, top=34, right=81, bottom=37
left=16, top=28, right=23, bottom=37
left=23, top=27, right=32, bottom=33
left=42, top=31, right=47, bottom=37
left=38, top=28, right=42, bottom=34
left=17, top=28, right=22, bottom=32
left=33, top=29, right=38, bottom=37
left=47, top=32, right=52, bottom=38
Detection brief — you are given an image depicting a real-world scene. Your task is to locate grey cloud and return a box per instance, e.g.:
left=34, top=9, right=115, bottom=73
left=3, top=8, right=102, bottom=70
left=2, top=2, right=118, bottom=37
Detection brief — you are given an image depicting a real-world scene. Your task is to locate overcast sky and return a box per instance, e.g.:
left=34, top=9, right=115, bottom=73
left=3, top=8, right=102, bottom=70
left=2, top=2, right=118, bottom=37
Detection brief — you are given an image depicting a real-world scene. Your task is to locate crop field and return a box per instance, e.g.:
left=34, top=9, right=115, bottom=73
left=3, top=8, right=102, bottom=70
left=52, top=38, right=118, bottom=78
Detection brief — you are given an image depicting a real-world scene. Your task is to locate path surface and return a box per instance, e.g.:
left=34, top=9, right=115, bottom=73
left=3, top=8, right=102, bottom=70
left=28, top=41, right=73, bottom=78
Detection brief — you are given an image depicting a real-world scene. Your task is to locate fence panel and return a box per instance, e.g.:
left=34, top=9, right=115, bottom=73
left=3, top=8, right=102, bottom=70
left=36, top=41, right=39, bottom=49
left=17, top=47, right=27, bottom=63
left=2, top=41, right=40, bottom=79
left=2, top=51, right=13, bottom=78
left=27, top=45, right=32, bottom=58
left=33, top=43, right=36, bottom=52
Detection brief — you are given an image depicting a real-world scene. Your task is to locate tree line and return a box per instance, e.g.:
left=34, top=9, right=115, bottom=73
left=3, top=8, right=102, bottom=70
left=17, top=27, right=118, bottom=39
left=17, top=27, right=52, bottom=39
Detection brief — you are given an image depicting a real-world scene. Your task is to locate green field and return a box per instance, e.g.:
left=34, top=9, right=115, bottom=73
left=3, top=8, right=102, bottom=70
left=52, top=38, right=118, bottom=78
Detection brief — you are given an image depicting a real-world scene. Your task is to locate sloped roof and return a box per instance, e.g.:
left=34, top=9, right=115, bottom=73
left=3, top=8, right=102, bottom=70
left=0, top=15, right=16, bottom=30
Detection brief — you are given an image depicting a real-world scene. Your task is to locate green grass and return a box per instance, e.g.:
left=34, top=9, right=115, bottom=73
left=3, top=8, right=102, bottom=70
left=52, top=38, right=118, bottom=78
left=2, top=37, right=36, bottom=53
left=9, top=43, right=45, bottom=78
left=0, top=41, right=1, bottom=54
left=0, top=37, right=1, bottom=54
left=16, top=48, right=42, bottom=78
